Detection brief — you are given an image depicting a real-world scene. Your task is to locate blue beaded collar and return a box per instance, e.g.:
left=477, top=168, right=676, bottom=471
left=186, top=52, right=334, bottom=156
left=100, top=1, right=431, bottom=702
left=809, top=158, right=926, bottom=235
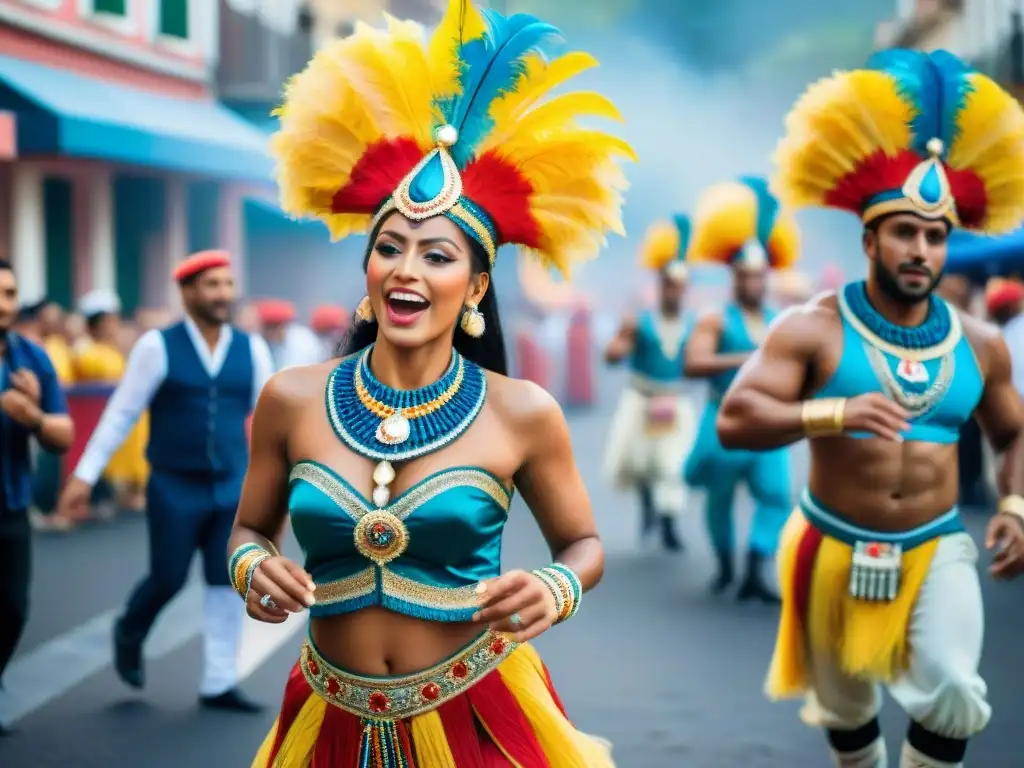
left=326, top=345, right=487, bottom=462
left=841, top=281, right=952, bottom=350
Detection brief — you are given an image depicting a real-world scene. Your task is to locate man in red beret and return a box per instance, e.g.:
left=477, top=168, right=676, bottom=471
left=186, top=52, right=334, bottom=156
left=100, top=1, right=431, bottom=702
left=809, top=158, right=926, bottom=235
left=57, top=250, right=274, bottom=713
left=310, top=304, right=348, bottom=360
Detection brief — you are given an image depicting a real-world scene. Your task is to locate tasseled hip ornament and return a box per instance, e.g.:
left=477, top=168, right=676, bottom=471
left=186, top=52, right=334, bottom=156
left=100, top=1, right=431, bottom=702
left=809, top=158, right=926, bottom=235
left=360, top=719, right=415, bottom=768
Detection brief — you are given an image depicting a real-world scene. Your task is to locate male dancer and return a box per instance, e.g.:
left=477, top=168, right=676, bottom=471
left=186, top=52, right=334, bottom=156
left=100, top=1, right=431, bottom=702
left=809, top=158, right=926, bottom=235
left=604, top=217, right=695, bottom=550
left=0, top=261, right=73, bottom=735
left=684, top=177, right=800, bottom=601
left=57, top=251, right=275, bottom=712
left=719, top=50, right=1024, bottom=767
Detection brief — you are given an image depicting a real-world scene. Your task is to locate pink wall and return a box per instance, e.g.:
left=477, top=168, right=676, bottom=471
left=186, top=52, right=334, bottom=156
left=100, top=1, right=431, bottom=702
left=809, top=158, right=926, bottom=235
left=0, top=24, right=209, bottom=98
left=0, top=112, right=15, bottom=158
left=0, top=0, right=206, bottom=67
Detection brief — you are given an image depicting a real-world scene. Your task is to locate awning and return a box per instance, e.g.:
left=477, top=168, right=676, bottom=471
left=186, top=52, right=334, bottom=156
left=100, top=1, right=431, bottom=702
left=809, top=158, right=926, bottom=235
left=0, top=55, right=273, bottom=182
left=244, top=198, right=328, bottom=234
left=947, top=227, right=1024, bottom=282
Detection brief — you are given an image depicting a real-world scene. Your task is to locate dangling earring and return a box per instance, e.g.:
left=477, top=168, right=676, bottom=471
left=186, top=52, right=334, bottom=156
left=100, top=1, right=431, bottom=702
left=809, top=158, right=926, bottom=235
left=355, top=296, right=376, bottom=324
left=460, top=303, right=485, bottom=338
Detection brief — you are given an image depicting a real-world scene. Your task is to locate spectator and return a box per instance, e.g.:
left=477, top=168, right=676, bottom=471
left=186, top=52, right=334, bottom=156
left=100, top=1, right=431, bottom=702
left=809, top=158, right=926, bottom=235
left=0, top=260, right=74, bottom=735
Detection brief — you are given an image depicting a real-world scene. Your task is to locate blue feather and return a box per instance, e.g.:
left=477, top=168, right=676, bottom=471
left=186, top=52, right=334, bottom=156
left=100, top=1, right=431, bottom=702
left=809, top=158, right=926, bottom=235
left=738, top=176, right=779, bottom=247
left=673, top=214, right=691, bottom=260
left=865, top=49, right=974, bottom=158
left=435, top=10, right=562, bottom=167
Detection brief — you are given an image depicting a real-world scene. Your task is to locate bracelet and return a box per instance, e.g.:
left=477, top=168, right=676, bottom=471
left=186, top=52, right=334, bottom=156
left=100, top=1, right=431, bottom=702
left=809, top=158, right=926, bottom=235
left=998, top=494, right=1024, bottom=524
left=228, top=542, right=276, bottom=600
left=532, top=563, right=583, bottom=624
left=801, top=398, right=846, bottom=437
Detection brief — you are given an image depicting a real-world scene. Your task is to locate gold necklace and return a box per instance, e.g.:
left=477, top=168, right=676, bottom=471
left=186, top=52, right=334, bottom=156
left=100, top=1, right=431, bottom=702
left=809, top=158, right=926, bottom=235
left=353, top=355, right=465, bottom=445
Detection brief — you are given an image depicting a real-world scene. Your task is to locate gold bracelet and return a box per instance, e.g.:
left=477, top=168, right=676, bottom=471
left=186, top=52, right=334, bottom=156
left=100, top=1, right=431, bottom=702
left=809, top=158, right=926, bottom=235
left=801, top=398, right=846, bottom=437
left=998, top=494, right=1024, bottom=523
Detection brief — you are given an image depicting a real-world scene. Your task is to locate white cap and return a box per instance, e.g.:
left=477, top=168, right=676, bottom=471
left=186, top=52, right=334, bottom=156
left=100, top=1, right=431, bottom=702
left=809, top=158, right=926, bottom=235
left=77, top=289, right=122, bottom=318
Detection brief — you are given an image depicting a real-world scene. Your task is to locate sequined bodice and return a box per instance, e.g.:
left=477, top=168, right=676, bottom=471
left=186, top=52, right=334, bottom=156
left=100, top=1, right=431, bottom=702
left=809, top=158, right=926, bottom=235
left=629, top=309, right=694, bottom=382
left=814, top=293, right=983, bottom=444
left=289, top=460, right=513, bottom=622
left=710, top=303, right=776, bottom=396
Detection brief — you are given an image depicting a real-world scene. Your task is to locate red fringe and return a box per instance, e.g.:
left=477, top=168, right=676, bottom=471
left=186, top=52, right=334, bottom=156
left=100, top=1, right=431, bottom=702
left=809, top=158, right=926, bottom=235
left=268, top=661, right=316, bottom=762
left=437, top=693, right=486, bottom=766
left=793, top=524, right=824, bottom=622
left=468, top=672, right=551, bottom=767
left=310, top=704, right=364, bottom=768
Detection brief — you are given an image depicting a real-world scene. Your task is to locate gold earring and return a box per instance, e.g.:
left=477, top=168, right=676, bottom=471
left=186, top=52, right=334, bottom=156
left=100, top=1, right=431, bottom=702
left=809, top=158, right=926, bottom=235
left=355, top=296, right=376, bottom=323
left=460, top=303, right=485, bottom=338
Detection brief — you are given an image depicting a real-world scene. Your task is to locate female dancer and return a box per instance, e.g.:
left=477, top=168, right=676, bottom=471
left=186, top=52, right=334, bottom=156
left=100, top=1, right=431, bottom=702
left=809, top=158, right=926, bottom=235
left=227, top=0, right=634, bottom=764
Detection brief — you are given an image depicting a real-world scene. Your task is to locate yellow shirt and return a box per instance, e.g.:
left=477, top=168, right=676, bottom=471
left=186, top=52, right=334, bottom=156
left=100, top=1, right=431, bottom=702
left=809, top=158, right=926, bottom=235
left=43, top=335, right=74, bottom=386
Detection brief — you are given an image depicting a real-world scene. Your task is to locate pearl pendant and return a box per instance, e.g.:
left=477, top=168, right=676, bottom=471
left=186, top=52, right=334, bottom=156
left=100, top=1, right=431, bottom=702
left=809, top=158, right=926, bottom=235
left=372, top=485, right=390, bottom=508
left=376, top=414, right=411, bottom=445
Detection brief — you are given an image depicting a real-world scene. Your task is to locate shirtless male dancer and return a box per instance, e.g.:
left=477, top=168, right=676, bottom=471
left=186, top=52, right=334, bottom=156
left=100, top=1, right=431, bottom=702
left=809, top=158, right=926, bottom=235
left=717, top=50, right=1024, bottom=767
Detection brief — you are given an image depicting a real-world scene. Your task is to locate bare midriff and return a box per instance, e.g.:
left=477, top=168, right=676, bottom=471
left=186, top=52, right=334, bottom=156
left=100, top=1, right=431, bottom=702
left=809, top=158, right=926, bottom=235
left=808, top=436, right=960, bottom=531
left=309, top=608, right=485, bottom=676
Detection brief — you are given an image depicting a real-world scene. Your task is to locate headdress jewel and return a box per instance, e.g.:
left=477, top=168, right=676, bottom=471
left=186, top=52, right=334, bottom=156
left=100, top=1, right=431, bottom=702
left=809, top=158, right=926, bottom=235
left=773, top=48, right=1024, bottom=233
left=271, top=0, right=635, bottom=276
left=689, top=176, right=800, bottom=272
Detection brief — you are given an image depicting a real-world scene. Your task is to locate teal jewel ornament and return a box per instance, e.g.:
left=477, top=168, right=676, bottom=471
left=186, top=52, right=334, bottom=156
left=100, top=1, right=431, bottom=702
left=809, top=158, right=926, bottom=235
left=903, top=138, right=954, bottom=219
left=326, top=346, right=487, bottom=565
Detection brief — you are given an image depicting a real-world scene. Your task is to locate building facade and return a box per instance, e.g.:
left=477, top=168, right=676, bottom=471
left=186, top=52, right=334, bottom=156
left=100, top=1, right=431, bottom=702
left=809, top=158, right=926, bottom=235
left=0, top=0, right=275, bottom=313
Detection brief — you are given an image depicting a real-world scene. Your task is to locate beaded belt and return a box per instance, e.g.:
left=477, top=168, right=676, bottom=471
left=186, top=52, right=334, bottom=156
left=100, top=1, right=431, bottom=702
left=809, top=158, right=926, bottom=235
left=301, top=630, right=518, bottom=720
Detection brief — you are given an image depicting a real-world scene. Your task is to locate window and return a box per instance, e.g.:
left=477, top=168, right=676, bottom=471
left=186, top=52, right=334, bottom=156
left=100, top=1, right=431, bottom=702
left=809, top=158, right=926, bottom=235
left=93, top=0, right=127, bottom=15
left=159, top=0, right=189, bottom=40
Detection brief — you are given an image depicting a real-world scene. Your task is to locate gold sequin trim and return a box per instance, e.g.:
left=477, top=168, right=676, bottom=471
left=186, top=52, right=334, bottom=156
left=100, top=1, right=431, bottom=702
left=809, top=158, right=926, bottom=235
left=290, top=462, right=366, bottom=522
left=314, top=567, right=377, bottom=606
left=380, top=569, right=480, bottom=612
left=448, top=203, right=497, bottom=264
left=301, top=630, right=517, bottom=720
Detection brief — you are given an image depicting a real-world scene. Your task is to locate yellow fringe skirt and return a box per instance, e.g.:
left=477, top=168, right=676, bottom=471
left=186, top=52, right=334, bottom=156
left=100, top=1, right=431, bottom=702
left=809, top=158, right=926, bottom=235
left=254, top=631, right=613, bottom=767
left=766, top=506, right=940, bottom=699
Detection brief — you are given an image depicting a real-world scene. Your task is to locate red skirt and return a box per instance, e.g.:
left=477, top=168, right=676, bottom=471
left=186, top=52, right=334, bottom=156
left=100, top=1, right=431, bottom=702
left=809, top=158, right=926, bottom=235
left=253, top=631, right=612, bottom=767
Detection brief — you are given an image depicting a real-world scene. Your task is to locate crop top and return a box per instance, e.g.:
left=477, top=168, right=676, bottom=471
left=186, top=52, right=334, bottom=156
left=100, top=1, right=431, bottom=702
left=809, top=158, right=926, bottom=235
left=289, top=460, right=514, bottom=622
left=812, top=286, right=983, bottom=444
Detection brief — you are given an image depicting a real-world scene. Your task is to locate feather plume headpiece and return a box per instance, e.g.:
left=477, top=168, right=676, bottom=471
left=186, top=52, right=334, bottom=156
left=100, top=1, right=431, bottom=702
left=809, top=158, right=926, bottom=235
left=640, top=215, right=691, bottom=280
left=773, top=48, right=1024, bottom=233
left=271, top=0, right=635, bottom=276
left=689, top=176, right=800, bottom=271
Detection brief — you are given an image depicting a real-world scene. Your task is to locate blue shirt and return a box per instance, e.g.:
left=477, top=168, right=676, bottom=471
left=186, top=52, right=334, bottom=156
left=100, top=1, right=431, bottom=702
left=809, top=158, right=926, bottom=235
left=1, top=333, right=68, bottom=513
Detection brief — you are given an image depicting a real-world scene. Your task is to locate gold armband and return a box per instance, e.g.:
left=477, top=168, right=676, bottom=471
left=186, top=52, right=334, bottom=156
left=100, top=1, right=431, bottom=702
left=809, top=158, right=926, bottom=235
left=998, top=494, right=1024, bottom=523
left=801, top=398, right=846, bottom=437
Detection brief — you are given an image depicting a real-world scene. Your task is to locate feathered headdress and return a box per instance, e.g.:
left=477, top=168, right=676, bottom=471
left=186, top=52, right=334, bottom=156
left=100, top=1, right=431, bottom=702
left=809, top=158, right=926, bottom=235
left=689, top=176, right=800, bottom=271
left=639, top=215, right=691, bottom=280
left=773, top=49, right=1024, bottom=233
left=271, top=0, right=635, bottom=277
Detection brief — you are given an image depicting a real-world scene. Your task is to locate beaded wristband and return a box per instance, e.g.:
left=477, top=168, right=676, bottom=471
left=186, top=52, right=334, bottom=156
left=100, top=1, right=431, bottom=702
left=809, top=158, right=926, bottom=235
left=228, top=542, right=279, bottom=600
left=532, top=563, right=583, bottom=624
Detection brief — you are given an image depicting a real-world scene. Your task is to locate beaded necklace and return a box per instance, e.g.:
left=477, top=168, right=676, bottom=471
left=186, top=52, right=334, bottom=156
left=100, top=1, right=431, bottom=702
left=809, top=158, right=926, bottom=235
left=842, top=281, right=953, bottom=353
left=326, top=346, right=487, bottom=565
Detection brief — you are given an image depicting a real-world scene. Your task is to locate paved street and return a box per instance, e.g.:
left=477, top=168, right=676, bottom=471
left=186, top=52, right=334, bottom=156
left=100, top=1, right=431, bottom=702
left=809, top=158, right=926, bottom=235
left=2, top=371, right=1023, bottom=767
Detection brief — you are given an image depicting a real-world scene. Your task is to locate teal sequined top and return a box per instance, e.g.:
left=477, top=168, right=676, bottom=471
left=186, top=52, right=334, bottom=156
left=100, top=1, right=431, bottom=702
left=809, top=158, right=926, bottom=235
left=290, top=460, right=513, bottom=622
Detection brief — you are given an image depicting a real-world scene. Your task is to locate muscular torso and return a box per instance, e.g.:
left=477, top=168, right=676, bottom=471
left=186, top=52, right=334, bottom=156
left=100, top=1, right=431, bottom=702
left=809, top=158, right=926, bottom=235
left=803, top=296, right=988, bottom=530
left=280, top=361, right=525, bottom=675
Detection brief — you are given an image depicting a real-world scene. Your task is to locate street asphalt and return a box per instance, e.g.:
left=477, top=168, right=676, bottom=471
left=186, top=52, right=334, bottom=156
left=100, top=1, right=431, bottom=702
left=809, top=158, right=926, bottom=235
left=1, top=369, right=1021, bottom=767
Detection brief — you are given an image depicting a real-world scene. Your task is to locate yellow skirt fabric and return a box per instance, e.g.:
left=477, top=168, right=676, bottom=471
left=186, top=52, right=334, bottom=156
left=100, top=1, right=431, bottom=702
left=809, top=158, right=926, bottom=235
left=254, top=640, right=612, bottom=767
left=766, top=509, right=938, bottom=699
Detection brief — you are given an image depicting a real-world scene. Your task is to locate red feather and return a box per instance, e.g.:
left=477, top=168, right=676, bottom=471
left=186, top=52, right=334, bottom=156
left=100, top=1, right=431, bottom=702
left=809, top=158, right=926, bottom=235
left=331, top=138, right=423, bottom=214
left=463, top=151, right=542, bottom=248
left=825, top=149, right=988, bottom=227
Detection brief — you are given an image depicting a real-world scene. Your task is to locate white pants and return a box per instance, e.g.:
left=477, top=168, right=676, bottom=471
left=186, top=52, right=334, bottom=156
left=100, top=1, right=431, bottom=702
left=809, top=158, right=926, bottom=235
left=802, top=533, right=991, bottom=741
left=603, top=386, right=695, bottom=516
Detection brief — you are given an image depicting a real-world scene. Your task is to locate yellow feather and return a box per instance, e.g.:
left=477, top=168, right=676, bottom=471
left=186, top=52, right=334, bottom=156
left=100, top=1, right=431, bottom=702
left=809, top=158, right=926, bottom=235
left=767, top=216, right=801, bottom=270
left=428, top=0, right=488, bottom=103
left=772, top=70, right=913, bottom=211
left=689, top=182, right=758, bottom=265
left=949, top=73, right=1024, bottom=233
left=481, top=92, right=622, bottom=151
left=639, top=221, right=681, bottom=271
left=488, top=51, right=600, bottom=130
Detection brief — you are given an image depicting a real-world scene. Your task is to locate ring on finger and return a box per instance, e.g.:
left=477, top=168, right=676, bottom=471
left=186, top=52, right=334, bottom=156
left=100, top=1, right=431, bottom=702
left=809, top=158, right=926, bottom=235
left=509, top=612, right=522, bottom=626
left=260, top=593, right=278, bottom=610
